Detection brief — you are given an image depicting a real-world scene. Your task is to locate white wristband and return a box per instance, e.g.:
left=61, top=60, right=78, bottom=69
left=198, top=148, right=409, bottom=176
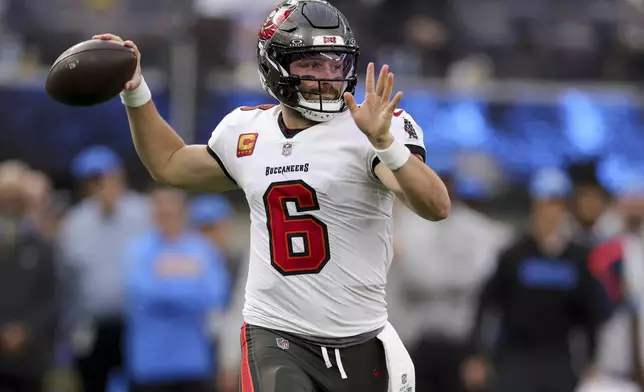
left=120, top=76, right=152, bottom=108
left=374, top=138, right=411, bottom=171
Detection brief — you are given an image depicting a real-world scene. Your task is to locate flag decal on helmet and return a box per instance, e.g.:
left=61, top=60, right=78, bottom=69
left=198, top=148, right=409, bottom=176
left=259, top=6, right=295, bottom=41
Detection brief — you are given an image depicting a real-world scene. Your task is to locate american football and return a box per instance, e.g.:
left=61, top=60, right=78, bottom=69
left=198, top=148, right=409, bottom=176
left=45, top=39, right=137, bottom=107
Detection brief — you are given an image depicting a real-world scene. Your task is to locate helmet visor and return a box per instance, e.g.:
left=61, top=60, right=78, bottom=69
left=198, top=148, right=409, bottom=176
left=287, top=51, right=357, bottom=102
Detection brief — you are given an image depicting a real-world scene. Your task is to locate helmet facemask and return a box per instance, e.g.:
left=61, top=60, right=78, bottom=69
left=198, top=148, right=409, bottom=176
left=259, top=46, right=359, bottom=122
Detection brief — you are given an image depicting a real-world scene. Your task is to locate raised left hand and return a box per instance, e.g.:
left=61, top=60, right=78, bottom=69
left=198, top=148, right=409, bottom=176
left=344, top=63, right=403, bottom=149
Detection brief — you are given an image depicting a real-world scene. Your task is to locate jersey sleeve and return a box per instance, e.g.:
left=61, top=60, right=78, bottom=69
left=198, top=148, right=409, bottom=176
left=206, top=108, right=244, bottom=185
left=368, top=110, right=427, bottom=177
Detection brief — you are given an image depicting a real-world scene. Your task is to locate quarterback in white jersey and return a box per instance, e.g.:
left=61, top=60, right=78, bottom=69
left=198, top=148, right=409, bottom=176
left=207, top=104, right=427, bottom=338
left=97, top=1, right=449, bottom=391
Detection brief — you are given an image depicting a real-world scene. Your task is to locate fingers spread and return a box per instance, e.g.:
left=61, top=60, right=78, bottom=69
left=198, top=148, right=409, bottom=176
left=383, top=72, right=395, bottom=103
left=343, top=92, right=359, bottom=114
left=386, top=92, right=404, bottom=114
left=375, top=65, right=389, bottom=97
left=365, top=62, right=375, bottom=95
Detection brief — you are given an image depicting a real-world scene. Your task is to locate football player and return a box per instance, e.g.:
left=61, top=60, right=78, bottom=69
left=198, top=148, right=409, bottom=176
left=93, top=1, right=450, bottom=391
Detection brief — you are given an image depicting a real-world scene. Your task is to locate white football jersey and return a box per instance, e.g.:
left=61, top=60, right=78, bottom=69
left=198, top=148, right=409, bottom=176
left=208, top=104, right=426, bottom=338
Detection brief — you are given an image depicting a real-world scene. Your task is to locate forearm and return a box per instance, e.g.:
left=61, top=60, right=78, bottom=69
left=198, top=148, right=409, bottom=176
left=392, top=157, right=450, bottom=220
left=126, top=101, right=186, bottom=182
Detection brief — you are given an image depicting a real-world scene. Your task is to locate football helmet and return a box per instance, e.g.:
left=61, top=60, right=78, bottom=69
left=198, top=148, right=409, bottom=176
left=257, top=0, right=360, bottom=122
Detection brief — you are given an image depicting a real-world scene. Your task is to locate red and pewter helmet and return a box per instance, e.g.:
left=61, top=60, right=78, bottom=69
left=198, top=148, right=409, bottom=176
left=257, top=0, right=360, bottom=122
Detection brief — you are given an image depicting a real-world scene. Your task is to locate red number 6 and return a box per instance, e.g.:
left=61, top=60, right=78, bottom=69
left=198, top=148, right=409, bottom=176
left=262, top=180, right=331, bottom=276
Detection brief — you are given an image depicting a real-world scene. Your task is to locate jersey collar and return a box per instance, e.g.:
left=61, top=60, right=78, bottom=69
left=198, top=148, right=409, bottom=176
left=278, top=113, right=308, bottom=139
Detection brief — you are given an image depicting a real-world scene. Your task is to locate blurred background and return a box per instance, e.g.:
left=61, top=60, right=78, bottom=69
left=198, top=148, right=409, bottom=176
left=0, top=0, right=643, bottom=391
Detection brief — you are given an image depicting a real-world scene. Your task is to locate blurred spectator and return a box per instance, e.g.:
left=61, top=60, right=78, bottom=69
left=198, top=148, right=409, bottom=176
left=193, top=0, right=275, bottom=88
left=215, top=255, right=247, bottom=392
left=188, top=194, right=244, bottom=392
left=189, top=195, right=242, bottom=284
left=40, top=191, right=71, bottom=243
left=368, top=0, right=451, bottom=77
left=587, top=171, right=644, bottom=391
left=0, top=161, right=58, bottom=392
left=465, top=168, right=607, bottom=392
left=22, top=170, right=51, bottom=232
left=387, top=173, right=512, bottom=392
left=58, top=146, right=150, bottom=392
left=567, top=161, right=621, bottom=247
left=124, top=186, right=229, bottom=392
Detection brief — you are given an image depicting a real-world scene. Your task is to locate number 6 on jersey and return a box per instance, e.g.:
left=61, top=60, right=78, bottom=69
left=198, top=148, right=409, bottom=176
left=262, top=180, right=331, bottom=276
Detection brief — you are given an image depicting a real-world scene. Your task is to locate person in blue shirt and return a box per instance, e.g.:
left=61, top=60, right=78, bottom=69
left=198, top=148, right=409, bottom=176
left=188, top=195, right=242, bottom=392
left=124, top=186, right=230, bottom=392
left=189, top=195, right=242, bottom=286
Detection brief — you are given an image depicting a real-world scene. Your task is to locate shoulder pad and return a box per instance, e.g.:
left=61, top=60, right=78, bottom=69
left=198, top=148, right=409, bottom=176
left=222, top=104, right=278, bottom=128
left=390, top=109, right=422, bottom=142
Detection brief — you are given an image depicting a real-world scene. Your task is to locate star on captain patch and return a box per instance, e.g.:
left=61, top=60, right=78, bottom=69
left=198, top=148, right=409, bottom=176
left=403, top=118, right=418, bottom=140
left=282, top=142, right=293, bottom=156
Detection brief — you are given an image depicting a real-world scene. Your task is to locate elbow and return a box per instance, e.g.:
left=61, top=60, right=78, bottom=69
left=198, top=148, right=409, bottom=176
left=149, top=170, right=166, bottom=184
left=146, top=164, right=169, bottom=184
left=405, top=191, right=451, bottom=221
left=426, top=194, right=451, bottom=221
left=430, top=200, right=451, bottom=221
left=436, top=203, right=451, bottom=221
left=149, top=168, right=179, bottom=188
left=422, top=174, right=452, bottom=221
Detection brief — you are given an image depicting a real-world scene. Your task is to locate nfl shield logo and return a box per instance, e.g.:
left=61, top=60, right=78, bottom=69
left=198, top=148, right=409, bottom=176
left=282, top=142, right=293, bottom=156
left=276, top=337, right=290, bottom=350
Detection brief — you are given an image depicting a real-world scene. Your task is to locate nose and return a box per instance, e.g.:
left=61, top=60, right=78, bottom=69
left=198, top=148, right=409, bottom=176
left=319, top=82, right=335, bottom=93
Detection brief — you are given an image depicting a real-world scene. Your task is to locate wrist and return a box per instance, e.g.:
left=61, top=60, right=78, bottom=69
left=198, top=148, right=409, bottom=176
left=370, top=133, right=394, bottom=150
left=374, top=138, right=410, bottom=171
left=120, top=76, right=151, bottom=108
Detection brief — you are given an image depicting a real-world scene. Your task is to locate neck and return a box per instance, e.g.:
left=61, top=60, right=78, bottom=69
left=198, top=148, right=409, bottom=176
left=100, top=200, right=117, bottom=215
left=97, top=188, right=124, bottom=215
left=281, top=105, right=316, bottom=129
left=160, top=227, right=183, bottom=240
left=625, top=218, right=643, bottom=235
left=574, top=215, right=597, bottom=231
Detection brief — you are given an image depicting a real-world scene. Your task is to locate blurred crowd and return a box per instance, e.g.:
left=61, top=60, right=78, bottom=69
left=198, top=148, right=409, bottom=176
left=0, top=144, right=643, bottom=392
left=0, top=147, right=247, bottom=392
left=389, top=160, right=644, bottom=392
left=2, top=0, right=644, bottom=83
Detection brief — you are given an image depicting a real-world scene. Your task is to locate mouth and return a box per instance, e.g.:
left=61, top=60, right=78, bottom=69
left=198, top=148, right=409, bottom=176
left=301, top=90, right=340, bottom=100
left=321, top=93, right=339, bottom=100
